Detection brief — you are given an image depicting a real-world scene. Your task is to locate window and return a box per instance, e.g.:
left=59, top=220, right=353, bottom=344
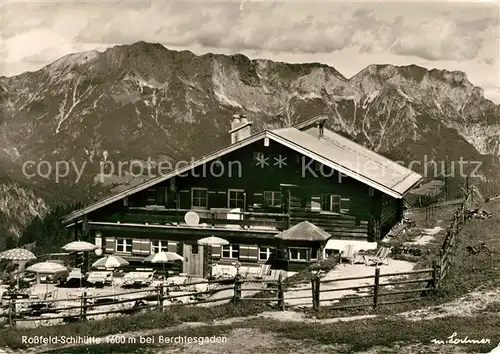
left=222, top=245, right=239, bottom=259
left=228, top=189, right=245, bottom=209
left=311, top=196, right=321, bottom=211
left=192, top=244, right=199, bottom=254
left=116, top=238, right=132, bottom=253
left=330, top=195, right=341, bottom=213
left=263, top=191, right=282, bottom=207
left=259, top=247, right=273, bottom=261
left=191, top=188, right=208, bottom=208
left=289, top=248, right=308, bottom=261
left=151, top=240, right=168, bottom=253
left=322, top=194, right=341, bottom=213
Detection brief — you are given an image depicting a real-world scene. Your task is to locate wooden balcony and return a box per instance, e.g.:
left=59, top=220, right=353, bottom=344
left=289, top=210, right=370, bottom=240
left=100, top=207, right=289, bottom=231
left=97, top=206, right=371, bottom=240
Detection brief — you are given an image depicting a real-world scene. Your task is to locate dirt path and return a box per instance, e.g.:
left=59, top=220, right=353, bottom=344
left=7, top=287, right=500, bottom=353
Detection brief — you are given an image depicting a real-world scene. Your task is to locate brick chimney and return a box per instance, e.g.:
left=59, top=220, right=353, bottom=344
left=230, top=114, right=252, bottom=144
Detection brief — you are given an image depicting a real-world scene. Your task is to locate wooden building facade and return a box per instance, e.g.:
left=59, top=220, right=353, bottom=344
left=63, top=114, right=422, bottom=275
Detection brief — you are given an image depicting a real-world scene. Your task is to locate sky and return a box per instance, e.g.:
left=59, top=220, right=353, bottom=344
left=1, top=0, right=500, bottom=102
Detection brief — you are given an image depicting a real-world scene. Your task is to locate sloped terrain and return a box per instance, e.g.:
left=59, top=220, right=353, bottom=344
left=0, top=41, right=499, bottom=243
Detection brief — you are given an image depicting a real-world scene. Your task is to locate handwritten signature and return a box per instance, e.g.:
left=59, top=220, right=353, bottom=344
left=431, top=332, right=491, bottom=345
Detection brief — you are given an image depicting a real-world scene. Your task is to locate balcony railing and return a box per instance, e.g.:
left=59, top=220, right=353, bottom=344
left=100, top=207, right=290, bottom=231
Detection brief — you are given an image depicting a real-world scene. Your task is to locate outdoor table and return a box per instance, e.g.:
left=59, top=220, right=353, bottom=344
left=2, top=293, right=29, bottom=300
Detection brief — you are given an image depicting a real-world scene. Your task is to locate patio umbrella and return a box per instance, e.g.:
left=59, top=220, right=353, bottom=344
left=62, top=241, right=98, bottom=252
left=0, top=248, right=36, bottom=287
left=92, top=255, right=129, bottom=297
left=92, top=255, right=129, bottom=269
left=197, top=236, right=229, bottom=246
left=26, top=261, right=68, bottom=293
left=144, top=252, right=183, bottom=278
left=62, top=241, right=98, bottom=285
left=197, top=236, right=228, bottom=278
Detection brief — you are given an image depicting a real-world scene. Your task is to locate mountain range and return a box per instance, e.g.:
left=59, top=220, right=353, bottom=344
left=1, top=41, right=499, bottom=246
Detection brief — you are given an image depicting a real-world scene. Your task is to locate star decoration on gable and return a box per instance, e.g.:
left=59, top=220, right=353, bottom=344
left=274, top=155, right=287, bottom=168
left=255, top=154, right=269, bottom=168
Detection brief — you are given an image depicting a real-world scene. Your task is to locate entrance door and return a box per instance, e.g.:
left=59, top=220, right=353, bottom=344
left=182, top=243, right=204, bottom=277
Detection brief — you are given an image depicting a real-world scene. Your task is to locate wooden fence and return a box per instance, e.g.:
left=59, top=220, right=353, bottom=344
left=279, top=185, right=474, bottom=312
left=283, top=265, right=438, bottom=311
left=438, top=187, right=473, bottom=281
left=0, top=275, right=283, bottom=327
left=0, top=188, right=475, bottom=327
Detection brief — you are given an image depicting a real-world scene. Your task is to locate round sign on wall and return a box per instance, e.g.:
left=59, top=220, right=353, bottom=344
left=184, top=211, right=200, bottom=225
left=95, top=248, right=103, bottom=256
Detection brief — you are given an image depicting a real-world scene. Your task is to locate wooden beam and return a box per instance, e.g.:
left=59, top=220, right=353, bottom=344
left=82, top=215, right=89, bottom=241
left=73, top=223, right=79, bottom=241
left=89, top=222, right=279, bottom=240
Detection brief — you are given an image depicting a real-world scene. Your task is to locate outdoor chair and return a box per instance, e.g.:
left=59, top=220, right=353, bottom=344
left=339, top=244, right=356, bottom=264
left=256, top=264, right=271, bottom=279
left=122, top=271, right=155, bottom=288
left=364, top=247, right=391, bottom=266
left=133, top=271, right=155, bottom=287
left=87, top=271, right=112, bottom=287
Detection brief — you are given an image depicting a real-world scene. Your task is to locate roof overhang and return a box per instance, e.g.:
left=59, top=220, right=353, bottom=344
left=62, top=131, right=268, bottom=224
left=267, top=131, right=421, bottom=199
left=293, top=114, right=329, bottom=130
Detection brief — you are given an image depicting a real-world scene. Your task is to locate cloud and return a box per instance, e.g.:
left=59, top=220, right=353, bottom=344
left=389, top=8, right=499, bottom=61
left=1, top=0, right=499, bottom=77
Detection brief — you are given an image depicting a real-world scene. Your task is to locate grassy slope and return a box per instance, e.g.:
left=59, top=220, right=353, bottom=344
left=2, top=200, right=500, bottom=352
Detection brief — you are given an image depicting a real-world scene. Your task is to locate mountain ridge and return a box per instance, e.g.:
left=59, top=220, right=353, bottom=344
left=0, top=41, right=499, bottom=245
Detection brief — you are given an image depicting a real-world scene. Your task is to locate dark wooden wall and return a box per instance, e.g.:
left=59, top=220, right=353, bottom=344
left=88, top=138, right=404, bottom=242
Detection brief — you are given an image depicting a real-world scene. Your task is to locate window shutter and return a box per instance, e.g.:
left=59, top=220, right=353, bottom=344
left=213, top=191, right=225, bottom=208
left=239, top=245, right=250, bottom=261
left=340, top=197, right=350, bottom=214
left=211, top=245, right=221, bottom=258
left=141, top=240, right=151, bottom=255
left=132, top=239, right=143, bottom=255
left=156, top=187, right=166, bottom=205
left=321, top=195, right=328, bottom=210
left=168, top=241, right=178, bottom=253
left=179, top=190, right=190, bottom=209
left=247, top=245, right=258, bottom=262
left=208, top=191, right=217, bottom=208
left=105, top=238, right=115, bottom=253
left=240, top=245, right=259, bottom=262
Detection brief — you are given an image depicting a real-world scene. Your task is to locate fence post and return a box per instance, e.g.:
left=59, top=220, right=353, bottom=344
left=315, top=276, right=321, bottom=311
left=373, top=268, right=380, bottom=310
left=432, top=260, right=439, bottom=290
left=310, top=276, right=316, bottom=310
left=438, top=249, right=444, bottom=271
left=80, top=291, right=87, bottom=321
left=9, top=298, right=16, bottom=327
left=277, top=273, right=285, bottom=311
left=158, top=285, right=164, bottom=311
left=233, top=274, right=242, bottom=302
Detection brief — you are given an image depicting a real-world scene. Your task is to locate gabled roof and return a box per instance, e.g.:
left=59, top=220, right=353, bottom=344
left=62, top=123, right=422, bottom=224
left=275, top=221, right=330, bottom=242
left=271, top=127, right=422, bottom=198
